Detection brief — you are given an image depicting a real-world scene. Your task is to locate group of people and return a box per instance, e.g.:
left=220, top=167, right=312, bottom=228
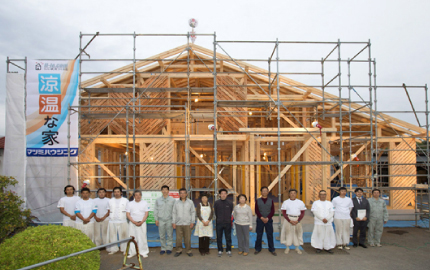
left=57, top=185, right=149, bottom=258
left=58, top=184, right=388, bottom=259
left=309, top=187, right=389, bottom=253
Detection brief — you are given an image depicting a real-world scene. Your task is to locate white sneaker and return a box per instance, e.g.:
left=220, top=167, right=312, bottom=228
left=127, top=254, right=136, bottom=259
left=227, top=251, right=232, bottom=257
left=369, top=244, right=375, bottom=247
left=337, top=246, right=343, bottom=250
left=108, top=251, right=117, bottom=255
left=376, top=244, right=382, bottom=247
left=284, top=248, right=290, bottom=254
left=218, top=251, right=222, bottom=257
left=344, top=246, right=350, bottom=250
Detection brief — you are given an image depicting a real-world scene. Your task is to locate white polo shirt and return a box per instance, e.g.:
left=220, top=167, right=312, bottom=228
left=126, top=200, right=150, bottom=222
left=74, top=198, right=97, bottom=224
left=93, top=197, right=110, bottom=220
left=332, top=196, right=353, bottom=219
left=57, top=196, right=81, bottom=221
left=281, top=199, right=307, bottom=216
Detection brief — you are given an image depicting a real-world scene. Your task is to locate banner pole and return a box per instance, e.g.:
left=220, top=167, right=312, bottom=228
left=67, top=104, right=71, bottom=185
left=24, top=56, right=28, bottom=208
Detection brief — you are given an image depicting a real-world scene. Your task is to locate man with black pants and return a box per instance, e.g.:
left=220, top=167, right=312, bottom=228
left=255, top=186, right=277, bottom=256
left=351, top=188, right=370, bottom=248
left=214, top=189, right=233, bottom=257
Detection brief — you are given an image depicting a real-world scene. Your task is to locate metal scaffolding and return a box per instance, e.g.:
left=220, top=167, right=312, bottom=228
left=6, top=31, right=430, bottom=230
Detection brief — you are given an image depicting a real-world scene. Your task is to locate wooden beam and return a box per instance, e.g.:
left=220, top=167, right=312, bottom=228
left=93, top=157, right=127, bottom=189
left=101, top=78, right=112, bottom=88
left=328, top=142, right=370, bottom=182
left=189, top=146, right=233, bottom=189
left=248, top=95, right=308, bottom=101
left=273, top=108, right=299, bottom=128
left=239, top=127, right=336, bottom=134
left=268, top=137, right=314, bottom=191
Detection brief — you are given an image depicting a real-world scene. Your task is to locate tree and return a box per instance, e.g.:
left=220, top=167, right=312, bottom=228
left=0, top=175, right=32, bottom=242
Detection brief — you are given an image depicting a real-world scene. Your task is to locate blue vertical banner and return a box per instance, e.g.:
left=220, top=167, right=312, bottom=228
left=26, top=60, right=80, bottom=157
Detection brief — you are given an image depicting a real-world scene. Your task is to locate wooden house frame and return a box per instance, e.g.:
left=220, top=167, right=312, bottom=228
left=75, top=36, right=429, bottom=211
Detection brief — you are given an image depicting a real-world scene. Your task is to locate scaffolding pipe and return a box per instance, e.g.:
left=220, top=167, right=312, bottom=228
left=132, top=32, right=137, bottom=193
left=276, top=39, right=282, bottom=232
left=425, top=84, right=430, bottom=230
left=213, top=32, right=219, bottom=198
left=373, top=59, right=379, bottom=187
left=368, top=40, right=375, bottom=189
left=338, top=39, right=344, bottom=187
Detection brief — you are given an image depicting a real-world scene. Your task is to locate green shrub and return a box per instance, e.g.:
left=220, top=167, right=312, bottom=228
left=0, top=175, right=32, bottom=242
left=0, top=225, right=100, bottom=270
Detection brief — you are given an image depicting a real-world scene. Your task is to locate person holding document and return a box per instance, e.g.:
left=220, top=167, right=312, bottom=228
left=350, top=188, right=370, bottom=248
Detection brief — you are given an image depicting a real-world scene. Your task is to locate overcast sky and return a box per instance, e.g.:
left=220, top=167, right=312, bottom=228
left=1, top=0, right=429, bottom=136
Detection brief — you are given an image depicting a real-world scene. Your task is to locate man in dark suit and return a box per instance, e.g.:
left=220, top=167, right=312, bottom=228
left=350, top=188, right=370, bottom=248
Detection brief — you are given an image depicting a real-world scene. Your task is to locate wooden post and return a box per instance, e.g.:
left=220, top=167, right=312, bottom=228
left=257, top=142, right=261, bottom=198
left=302, top=108, right=307, bottom=128
left=250, top=135, right=255, bottom=211
left=321, top=133, right=329, bottom=198
left=388, top=142, right=395, bottom=208
left=331, top=117, right=336, bottom=140
left=303, top=136, right=310, bottom=205
left=233, top=141, right=237, bottom=202
left=245, top=135, right=250, bottom=203
left=240, top=142, right=246, bottom=195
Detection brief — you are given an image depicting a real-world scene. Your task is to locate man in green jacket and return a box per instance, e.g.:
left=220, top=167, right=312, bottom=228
left=367, top=189, right=389, bottom=247
left=154, top=185, right=176, bottom=255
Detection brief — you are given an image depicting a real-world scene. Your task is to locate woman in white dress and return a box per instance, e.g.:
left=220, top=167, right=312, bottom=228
left=194, top=194, right=214, bottom=256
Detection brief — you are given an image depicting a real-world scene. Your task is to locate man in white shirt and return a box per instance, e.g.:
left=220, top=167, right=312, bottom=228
left=332, top=187, right=354, bottom=250
left=280, top=189, right=307, bottom=255
left=75, top=187, right=97, bottom=243
left=107, top=186, right=129, bottom=255
left=311, top=190, right=335, bottom=254
left=93, top=188, right=110, bottom=246
left=57, top=185, right=80, bottom=228
left=126, top=190, right=150, bottom=259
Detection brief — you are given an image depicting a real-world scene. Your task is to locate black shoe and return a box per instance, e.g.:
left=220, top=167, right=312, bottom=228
left=325, top=249, right=334, bottom=254
left=316, top=249, right=322, bottom=253
left=271, top=251, right=277, bottom=256
left=353, top=244, right=358, bottom=248
left=254, top=250, right=261, bottom=255
left=187, top=253, right=193, bottom=257
left=359, top=244, right=367, bottom=248
left=174, top=252, right=182, bottom=257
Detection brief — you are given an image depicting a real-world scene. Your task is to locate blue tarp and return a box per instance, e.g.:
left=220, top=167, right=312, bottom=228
left=147, top=219, right=427, bottom=249
left=147, top=224, right=310, bottom=250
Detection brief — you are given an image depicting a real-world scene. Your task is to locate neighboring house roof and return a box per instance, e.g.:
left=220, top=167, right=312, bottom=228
left=0, top=137, right=5, bottom=149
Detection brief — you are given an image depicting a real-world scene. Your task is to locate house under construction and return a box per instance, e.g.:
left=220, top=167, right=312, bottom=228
left=57, top=33, right=429, bottom=214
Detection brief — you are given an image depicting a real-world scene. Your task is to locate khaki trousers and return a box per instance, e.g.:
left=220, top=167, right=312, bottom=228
left=176, top=225, right=192, bottom=254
